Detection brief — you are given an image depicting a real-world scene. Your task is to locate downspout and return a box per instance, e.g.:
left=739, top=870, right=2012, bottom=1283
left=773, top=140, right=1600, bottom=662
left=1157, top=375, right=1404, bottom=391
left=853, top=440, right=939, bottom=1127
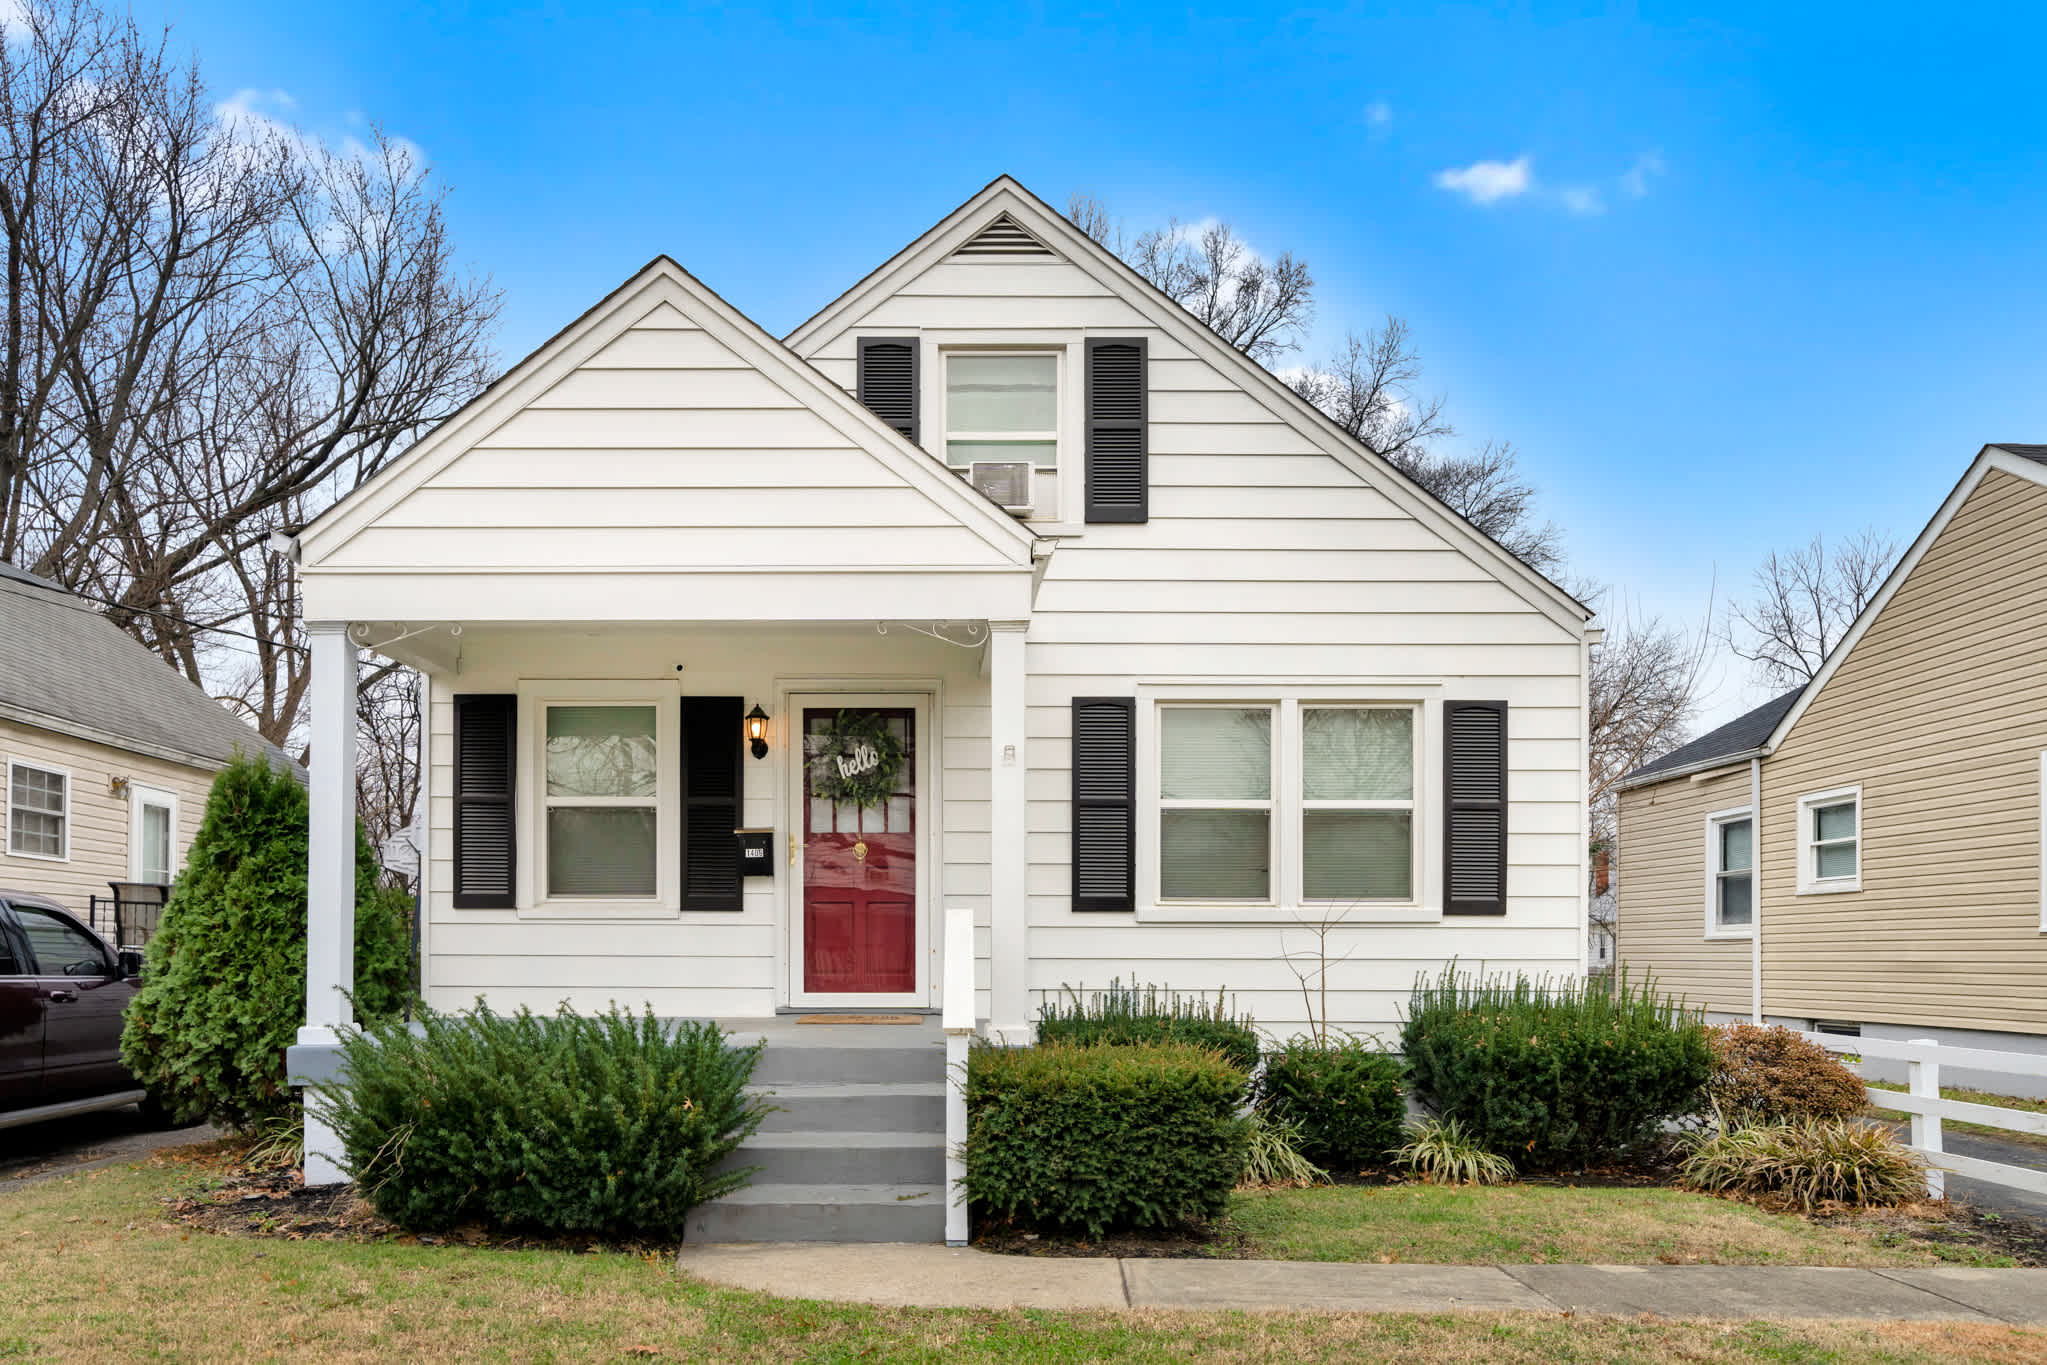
left=1750, top=755, right=1763, bottom=1024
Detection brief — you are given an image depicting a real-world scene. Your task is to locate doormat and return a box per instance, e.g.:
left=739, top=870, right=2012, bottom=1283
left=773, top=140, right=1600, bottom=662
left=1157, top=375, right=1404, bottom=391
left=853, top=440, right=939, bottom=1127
left=793, top=1013, right=925, bottom=1025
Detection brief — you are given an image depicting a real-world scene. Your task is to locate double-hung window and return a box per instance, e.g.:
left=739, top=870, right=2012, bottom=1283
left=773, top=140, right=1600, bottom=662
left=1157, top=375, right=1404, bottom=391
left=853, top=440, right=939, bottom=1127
left=8, top=761, right=68, bottom=861
left=1706, top=808, right=1753, bottom=935
left=1154, top=699, right=1421, bottom=910
left=1159, top=706, right=1274, bottom=900
left=943, top=352, right=1058, bottom=471
left=1301, top=707, right=1415, bottom=901
left=1798, top=786, right=1861, bottom=893
left=543, top=704, right=659, bottom=899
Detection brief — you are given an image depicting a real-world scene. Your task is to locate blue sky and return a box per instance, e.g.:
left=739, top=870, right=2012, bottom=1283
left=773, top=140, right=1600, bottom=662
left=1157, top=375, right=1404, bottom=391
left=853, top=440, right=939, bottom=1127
left=162, top=2, right=2047, bottom=730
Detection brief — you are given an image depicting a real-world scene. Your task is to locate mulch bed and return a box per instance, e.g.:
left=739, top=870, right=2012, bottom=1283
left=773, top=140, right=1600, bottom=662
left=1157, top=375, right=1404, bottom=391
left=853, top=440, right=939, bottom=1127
left=156, top=1142, right=673, bottom=1257
left=972, top=1217, right=1255, bottom=1259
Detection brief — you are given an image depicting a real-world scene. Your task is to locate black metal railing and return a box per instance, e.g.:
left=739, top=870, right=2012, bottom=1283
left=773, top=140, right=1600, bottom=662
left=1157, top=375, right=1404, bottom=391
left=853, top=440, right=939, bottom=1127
left=88, top=881, right=171, bottom=949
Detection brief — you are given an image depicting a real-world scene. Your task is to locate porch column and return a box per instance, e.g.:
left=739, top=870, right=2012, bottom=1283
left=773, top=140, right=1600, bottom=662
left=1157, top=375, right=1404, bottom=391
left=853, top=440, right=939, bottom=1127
left=987, top=620, right=1030, bottom=1042
left=299, top=620, right=357, bottom=1185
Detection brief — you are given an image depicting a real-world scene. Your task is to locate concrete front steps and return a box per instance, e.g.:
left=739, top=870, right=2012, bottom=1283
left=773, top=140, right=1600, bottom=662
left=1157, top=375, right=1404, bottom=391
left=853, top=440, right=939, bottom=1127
left=686, top=1017, right=950, bottom=1244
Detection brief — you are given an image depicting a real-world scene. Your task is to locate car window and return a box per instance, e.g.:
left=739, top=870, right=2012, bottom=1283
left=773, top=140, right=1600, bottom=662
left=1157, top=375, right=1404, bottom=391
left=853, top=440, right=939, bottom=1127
left=0, top=912, right=21, bottom=976
left=14, top=906, right=110, bottom=978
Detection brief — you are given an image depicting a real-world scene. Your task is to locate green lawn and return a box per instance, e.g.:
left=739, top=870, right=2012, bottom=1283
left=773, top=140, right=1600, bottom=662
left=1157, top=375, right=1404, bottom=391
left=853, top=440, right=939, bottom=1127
left=0, top=1156, right=2038, bottom=1364
left=1227, top=1182, right=2010, bottom=1267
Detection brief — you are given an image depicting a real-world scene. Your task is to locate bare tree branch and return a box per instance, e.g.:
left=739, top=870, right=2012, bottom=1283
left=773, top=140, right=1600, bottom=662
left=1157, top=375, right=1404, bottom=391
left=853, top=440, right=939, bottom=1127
left=1722, top=529, right=1897, bottom=688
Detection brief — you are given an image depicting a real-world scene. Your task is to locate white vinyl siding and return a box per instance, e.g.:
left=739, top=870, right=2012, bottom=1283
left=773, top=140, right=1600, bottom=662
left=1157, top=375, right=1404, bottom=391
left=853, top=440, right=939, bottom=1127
left=799, top=237, right=1584, bottom=1036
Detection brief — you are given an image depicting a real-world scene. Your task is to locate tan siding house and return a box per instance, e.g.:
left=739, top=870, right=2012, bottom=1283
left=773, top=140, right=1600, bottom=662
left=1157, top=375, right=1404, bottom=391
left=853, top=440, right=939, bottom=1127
left=1618, top=445, right=2047, bottom=1058
left=0, top=562, right=290, bottom=925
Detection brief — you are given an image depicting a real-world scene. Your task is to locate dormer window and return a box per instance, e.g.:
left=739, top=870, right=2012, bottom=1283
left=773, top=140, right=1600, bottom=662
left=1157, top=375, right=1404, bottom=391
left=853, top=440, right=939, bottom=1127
left=944, top=352, right=1058, bottom=472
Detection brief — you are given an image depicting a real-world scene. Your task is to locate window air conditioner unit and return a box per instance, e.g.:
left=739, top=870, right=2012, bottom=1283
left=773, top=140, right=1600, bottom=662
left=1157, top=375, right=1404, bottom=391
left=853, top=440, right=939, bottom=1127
left=967, top=460, right=1034, bottom=516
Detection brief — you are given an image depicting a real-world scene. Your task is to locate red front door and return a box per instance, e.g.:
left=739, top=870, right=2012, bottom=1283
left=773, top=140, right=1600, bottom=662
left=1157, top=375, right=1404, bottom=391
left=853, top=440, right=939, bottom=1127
left=803, top=707, right=916, bottom=994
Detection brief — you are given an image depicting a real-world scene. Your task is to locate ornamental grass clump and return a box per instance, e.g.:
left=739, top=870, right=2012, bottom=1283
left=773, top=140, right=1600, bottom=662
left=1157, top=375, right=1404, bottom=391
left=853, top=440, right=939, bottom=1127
left=1035, top=980, right=1262, bottom=1073
left=1400, top=967, right=1711, bottom=1170
left=1680, top=1119, right=1927, bottom=1211
left=1392, top=1116, right=1516, bottom=1186
left=964, top=1041, right=1251, bottom=1238
left=1257, top=1037, right=1406, bottom=1173
left=320, top=1002, right=767, bottom=1239
left=1705, top=1023, right=1868, bottom=1127
left=1239, top=1109, right=1329, bottom=1190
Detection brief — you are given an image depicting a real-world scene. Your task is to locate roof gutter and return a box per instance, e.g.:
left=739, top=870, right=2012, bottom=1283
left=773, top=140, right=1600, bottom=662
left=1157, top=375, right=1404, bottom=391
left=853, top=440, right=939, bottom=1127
left=1614, top=748, right=1768, bottom=794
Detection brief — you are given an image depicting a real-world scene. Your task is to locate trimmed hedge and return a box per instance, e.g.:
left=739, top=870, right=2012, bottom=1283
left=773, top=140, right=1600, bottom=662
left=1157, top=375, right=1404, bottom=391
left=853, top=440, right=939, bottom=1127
left=1401, top=968, right=1711, bottom=1169
left=964, top=1042, right=1250, bottom=1237
left=1258, top=1038, right=1406, bottom=1172
left=321, top=1002, right=767, bottom=1239
left=1705, top=1023, right=1867, bottom=1127
left=120, top=754, right=411, bottom=1128
left=1035, top=981, right=1261, bottom=1073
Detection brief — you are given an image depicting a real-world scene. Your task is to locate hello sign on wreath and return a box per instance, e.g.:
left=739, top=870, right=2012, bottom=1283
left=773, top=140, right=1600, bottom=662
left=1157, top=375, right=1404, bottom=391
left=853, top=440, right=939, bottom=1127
left=804, top=709, right=906, bottom=808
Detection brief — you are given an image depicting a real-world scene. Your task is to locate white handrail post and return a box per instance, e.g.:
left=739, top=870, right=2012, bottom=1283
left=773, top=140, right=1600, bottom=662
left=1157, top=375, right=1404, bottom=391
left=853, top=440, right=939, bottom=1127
left=942, top=902, right=976, bottom=1247
left=1908, top=1038, right=1944, bottom=1200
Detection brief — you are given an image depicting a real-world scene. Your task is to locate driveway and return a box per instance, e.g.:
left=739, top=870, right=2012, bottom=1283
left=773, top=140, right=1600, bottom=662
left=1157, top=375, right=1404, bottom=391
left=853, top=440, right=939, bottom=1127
left=1, top=1105, right=218, bottom=1185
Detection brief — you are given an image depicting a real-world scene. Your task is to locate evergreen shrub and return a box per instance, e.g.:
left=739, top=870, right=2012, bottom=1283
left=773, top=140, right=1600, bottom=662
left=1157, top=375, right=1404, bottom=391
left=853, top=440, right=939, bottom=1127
left=1035, top=980, right=1262, bottom=1072
left=1258, top=1037, right=1406, bottom=1172
left=322, top=1002, right=767, bottom=1238
left=119, top=754, right=410, bottom=1128
left=1400, top=967, right=1711, bottom=1169
left=964, top=1042, right=1250, bottom=1237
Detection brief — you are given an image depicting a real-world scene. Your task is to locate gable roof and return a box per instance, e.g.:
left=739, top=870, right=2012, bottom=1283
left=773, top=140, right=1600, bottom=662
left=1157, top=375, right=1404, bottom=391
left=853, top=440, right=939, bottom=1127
left=1619, top=687, right=1801, bottom=790
left=0, top=564, right=293, bottom=772
left=299, top=255, right=1038, bottom=568
left=785, top=175, right=1593, bottom=631
left=1748, top=443, right=2047, bottom=758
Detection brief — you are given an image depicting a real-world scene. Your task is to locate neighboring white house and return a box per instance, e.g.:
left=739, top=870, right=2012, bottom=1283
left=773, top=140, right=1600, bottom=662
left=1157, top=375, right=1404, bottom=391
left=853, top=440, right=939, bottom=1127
left=285, top=177, right=1595, bottom=1234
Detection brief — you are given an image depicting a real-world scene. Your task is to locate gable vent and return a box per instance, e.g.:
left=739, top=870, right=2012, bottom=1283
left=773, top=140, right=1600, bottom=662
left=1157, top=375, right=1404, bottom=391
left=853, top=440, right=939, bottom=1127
left=954, top=213, right=1054, bottom=257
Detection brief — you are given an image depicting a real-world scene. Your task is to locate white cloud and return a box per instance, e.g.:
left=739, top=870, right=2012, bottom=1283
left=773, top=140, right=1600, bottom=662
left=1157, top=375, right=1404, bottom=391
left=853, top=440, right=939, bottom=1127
left=1559, top=185, right=1606, bottom=216
left=1364, top=100, right=1392, bottom=132
left=1432, top=156, right=1533, bottom=205
left=0, top=0, right=28, bottom=40
left=1620, top=150, right=1665, bottom=198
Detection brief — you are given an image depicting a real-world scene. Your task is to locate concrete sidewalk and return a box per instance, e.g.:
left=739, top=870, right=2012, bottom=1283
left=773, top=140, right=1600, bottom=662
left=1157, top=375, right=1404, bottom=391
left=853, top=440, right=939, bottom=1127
left=675, top=1244, right=2047, bottom=1324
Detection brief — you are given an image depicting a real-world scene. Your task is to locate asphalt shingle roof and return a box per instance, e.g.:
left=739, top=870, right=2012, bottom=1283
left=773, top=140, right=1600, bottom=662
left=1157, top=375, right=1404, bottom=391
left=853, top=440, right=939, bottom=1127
left=1993, top=443, right=2047, bottom=466
left=1622, top=687, right=1803, bottom=787
left=0, top=562, right=291, bottom=771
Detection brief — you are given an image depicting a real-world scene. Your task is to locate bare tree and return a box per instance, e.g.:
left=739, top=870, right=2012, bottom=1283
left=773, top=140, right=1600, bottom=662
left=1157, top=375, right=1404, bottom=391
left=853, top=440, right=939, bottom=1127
left=1586, top=593, right=1712, bottom=842
left=356, top=665, right=423, bottom=889
left=1067, top=192, right=1312, bottom=364
left=0, top=1, right=498, bottom=714
left=1723, top=530, right=1896, bottom=688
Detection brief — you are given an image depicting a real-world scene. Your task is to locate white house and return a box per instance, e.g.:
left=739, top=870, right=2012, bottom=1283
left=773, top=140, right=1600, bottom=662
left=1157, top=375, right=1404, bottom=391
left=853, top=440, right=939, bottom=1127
left=286, top=177, right=1594, bottom=1240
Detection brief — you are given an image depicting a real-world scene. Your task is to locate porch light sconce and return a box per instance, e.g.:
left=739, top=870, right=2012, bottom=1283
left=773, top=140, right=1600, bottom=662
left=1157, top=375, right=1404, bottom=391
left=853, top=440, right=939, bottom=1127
left=745, top=704, right=770, bottom=760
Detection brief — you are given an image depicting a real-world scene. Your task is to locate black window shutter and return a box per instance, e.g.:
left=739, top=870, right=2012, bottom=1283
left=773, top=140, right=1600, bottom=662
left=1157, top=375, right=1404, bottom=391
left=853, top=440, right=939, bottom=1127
left=452, top=694, right=516, bottom=909
left=856, top=337, right=919, bottom=444
left=1444, top=700, right=1508, bottom=916
left=1085, top=337, right=1147, bottom=523
left=682, top=696, right=744, bottom=912
left=1071, top=697, right=1136, bottom=911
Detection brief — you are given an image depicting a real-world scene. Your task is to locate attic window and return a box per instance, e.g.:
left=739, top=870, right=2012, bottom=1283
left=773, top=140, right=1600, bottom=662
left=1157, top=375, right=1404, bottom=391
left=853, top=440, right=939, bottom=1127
left=954, top=214, right=1054, bottom=257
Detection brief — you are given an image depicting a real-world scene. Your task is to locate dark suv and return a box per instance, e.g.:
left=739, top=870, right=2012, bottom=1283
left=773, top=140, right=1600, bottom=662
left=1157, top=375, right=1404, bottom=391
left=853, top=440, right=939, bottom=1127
left=0, top=890, right=155, bottom=1131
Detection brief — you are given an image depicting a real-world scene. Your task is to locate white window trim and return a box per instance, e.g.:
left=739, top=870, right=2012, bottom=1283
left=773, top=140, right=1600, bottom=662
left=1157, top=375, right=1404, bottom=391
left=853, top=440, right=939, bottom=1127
left=515, top=679, right=680, bottom=917
left=127, top=784, right=180, bottom=885
left=1134, top=683, right=1440, bottom=924
left=934, top=342, right=1079, bottom=522
left=6, top=758, right=72, bottom=863
left=1702, top=804, right=1754, bottom=940
left=1796, top=784, right=1862, bottom=895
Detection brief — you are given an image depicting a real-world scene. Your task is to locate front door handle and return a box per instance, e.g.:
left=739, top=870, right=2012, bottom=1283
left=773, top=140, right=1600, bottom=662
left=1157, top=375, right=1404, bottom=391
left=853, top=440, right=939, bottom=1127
left=46, top=989, right=75, bottom=1003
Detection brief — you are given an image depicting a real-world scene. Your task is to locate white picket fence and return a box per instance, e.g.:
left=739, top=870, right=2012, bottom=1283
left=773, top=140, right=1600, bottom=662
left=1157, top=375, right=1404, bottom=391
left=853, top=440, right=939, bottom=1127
left=1799, top=1031, right=2047, bottom=1200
